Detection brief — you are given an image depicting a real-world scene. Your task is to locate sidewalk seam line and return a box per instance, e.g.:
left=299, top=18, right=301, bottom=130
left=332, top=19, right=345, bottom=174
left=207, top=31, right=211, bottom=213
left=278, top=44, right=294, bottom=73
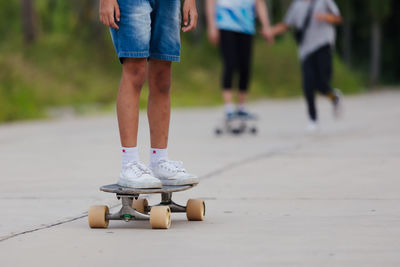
left=0, top=143, right=303, bottom=243
left=0, top=204, right=120, bottom=242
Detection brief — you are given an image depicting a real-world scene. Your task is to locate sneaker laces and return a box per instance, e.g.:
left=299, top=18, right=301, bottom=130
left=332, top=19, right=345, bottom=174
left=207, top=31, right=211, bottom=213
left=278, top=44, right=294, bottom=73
left=125, top=161, right=152, bottom=176
left=159, top=160, right=187, bottom=173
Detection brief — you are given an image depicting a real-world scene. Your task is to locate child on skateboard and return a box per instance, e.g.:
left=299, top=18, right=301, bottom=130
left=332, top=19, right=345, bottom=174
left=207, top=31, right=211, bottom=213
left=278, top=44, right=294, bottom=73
left=271, top=0, right=343, bottom=132
left=205, top=0, right=274, bottom=120
left=99, top=0, right=199, bottom=188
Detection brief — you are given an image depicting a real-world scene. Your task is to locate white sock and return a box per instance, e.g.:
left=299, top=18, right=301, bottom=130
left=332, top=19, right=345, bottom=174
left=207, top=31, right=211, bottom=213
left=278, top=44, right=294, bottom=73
left=150, top=148, right=168, bottom=169
left=225, top=104, right=235, bottom=114
left=121, top=147, right=139, bottom=168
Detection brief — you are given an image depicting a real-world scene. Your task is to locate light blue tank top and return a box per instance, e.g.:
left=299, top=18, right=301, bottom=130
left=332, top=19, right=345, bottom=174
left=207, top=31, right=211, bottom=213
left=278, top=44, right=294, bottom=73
left=216, top=0, right=256, bottom=35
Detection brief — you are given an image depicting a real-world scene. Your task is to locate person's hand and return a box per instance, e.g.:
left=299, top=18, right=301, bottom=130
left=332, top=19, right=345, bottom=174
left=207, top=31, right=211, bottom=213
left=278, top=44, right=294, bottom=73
left=208, top=26, right=220, bottom=45
left=182, top=0, right=198, bottom=32
left=261, top=26, right=274, bottom=44
left=316, top=13, right=342, bottom=25
left=99, top=0, right=120, bottom=29
left=315, top=13, right=332, bottom=23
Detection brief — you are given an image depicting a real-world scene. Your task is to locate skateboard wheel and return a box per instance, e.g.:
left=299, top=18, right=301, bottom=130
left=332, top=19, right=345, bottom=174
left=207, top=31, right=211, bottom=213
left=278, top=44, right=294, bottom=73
left=215, top=128, right=223, bottom=135
left=186, top=199, right=205, bottom=221
left=250, top=127, right=257, bottom=135
left=231, top=129, right=242, bottom=135
left=88, top=205, right=109, bottom=229
left=132, top=198, right=148, bottom=214
left=150, top=206, right=171, bottom=229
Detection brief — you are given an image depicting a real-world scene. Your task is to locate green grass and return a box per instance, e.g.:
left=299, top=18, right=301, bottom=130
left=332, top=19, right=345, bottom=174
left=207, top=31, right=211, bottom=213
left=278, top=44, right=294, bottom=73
left=0, top=34, right=364, bottom=122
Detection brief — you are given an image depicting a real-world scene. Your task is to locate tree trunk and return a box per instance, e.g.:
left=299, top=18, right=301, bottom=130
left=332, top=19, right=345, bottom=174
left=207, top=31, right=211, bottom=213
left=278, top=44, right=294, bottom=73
left=340, top=0, right=352, bottom=66
left=21, top=0, right=37, bottom=44
left=192, top=0, right=205, bottom=45
left=280, top=0, right=292, bottom=11
left=370, top=20, right=381, bottom=87
left=91, top=0, right=103, bottom=40
left=342, top=18, right=352, bottom=66
left=82, top=0, right=103, bottom=40
left=266, top=0, right=273, bottom=23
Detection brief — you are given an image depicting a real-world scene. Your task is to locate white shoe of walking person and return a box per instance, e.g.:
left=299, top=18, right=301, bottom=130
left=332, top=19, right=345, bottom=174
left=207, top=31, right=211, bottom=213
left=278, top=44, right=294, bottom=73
left=332, top=88, right=344, bottom=119
left=306, top=120, right=319, bottom=133
left=118, top=161, right=162, bottom=189
left=151, top=160, right=199, bottom=186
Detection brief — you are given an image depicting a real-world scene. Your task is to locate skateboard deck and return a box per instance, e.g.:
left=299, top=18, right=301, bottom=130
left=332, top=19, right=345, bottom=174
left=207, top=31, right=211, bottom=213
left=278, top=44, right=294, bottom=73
left=100, top=183, right=197, bottom=195
left=89, top=182, right=205, bottom=230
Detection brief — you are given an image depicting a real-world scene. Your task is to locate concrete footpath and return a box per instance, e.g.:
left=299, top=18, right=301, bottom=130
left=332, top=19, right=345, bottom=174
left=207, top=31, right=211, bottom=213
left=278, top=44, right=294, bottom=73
left=0, top=91, right=399, bottom=266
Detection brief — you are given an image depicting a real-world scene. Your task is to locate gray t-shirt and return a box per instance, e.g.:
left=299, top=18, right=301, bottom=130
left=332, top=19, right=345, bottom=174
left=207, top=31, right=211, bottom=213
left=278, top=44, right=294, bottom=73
left=284, top=0, right=340, bottom=61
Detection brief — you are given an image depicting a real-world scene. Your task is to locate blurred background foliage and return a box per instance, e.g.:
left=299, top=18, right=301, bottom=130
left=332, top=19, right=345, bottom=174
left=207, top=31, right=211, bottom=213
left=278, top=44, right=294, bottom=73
left=0, top=0, right=397, bottom=122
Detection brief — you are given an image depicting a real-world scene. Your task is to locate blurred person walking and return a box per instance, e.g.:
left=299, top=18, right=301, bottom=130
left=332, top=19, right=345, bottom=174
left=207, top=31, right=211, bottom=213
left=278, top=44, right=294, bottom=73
left=271, top=0, right=343, bottom=132
left=206, top=0, right=273, bottom=120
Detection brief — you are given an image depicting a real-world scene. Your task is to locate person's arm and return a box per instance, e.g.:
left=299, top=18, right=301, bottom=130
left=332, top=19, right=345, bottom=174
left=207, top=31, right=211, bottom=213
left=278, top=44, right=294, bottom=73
left=182, top=0, right=198, bottom=32
left=315, top=13, right=342, bottom=25
left=270, top=1, right=295, bottom=38
left=255, top=0, right=273, bottom=43
left=271, top=22, right=290, bottom=37
left=99, top=0, right=120, bottom=30
left=205, top=0, right=219, bottom=45
left=316, top=0, right=342, bottom=25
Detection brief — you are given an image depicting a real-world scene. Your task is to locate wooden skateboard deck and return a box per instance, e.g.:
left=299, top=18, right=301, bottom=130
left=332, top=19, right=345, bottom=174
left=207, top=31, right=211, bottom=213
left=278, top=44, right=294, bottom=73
left=100, top=183, right=197, bottom=195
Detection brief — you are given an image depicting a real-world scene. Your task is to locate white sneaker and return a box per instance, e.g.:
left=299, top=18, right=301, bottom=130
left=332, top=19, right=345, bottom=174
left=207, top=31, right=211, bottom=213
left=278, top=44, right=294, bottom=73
left=306, top=120, right=319, bottom=133
left=118, top=161, right=162, bottom=189
left=151, top=160, right=199, bottom=186
left=332, top=88, right=344, bottom=119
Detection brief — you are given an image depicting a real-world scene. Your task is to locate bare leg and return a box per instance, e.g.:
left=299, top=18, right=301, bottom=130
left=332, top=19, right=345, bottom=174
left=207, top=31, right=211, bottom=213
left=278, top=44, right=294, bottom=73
left=222, top=90, right=234, bottom=105
left=238, top=92, right=248, bottom=105
left=117, top=58, right=147, bottom=147
left=147, top=59, right=172, bottom=149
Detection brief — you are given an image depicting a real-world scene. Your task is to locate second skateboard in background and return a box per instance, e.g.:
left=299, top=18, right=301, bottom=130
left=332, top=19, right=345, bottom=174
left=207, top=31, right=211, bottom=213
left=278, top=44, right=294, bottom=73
left=215, top=112, right=258, bottom=136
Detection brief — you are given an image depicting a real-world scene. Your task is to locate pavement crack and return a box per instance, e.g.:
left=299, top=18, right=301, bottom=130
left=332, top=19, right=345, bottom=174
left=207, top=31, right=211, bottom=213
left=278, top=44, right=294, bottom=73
left=199, top=143, right=303, bottom=181
left=0, top=204, right=120, bottom=243
left=0, top=142, right=303, bottom=243
left=0, top=214, right=88, bottom=242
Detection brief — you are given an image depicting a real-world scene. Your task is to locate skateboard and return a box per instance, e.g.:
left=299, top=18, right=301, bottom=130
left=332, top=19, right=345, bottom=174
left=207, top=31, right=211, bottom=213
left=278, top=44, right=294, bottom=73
left=88, top=183, right=205, bottom=230
left=215, top=113, right=258, bottom=136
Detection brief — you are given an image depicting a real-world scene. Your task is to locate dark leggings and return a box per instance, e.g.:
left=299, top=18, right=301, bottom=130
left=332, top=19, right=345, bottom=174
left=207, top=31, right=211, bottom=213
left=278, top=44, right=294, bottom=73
left=219, top=30, right=253, bottom=92
left=301, top=44, right=333, bottom=121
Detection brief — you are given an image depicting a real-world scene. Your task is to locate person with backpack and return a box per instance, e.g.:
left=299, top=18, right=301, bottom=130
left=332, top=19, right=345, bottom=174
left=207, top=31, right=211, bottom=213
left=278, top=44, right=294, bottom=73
left=271, top=0, right=343, bottom=131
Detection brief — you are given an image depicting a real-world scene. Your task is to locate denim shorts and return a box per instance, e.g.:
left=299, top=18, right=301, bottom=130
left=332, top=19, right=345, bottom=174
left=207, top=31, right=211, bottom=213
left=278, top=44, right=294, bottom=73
left=110, top=0, right=181, bottom=63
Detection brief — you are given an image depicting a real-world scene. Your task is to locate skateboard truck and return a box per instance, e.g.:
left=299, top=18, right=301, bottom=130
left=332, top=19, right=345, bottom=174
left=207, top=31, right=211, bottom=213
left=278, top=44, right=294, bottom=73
left=107, top=196, right=150, bottom=221
left=159, top=192, right=187, bottom=213
left=88, top=184, right=205, bottom=229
